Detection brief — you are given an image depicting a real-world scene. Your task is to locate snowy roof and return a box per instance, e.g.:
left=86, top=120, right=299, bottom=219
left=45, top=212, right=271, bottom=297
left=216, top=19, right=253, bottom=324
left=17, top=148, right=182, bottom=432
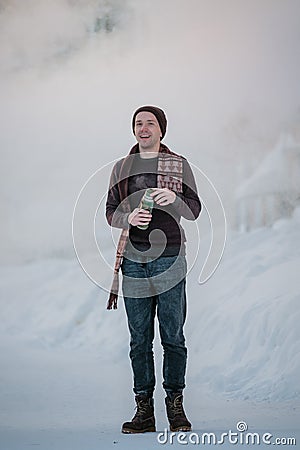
left=236, top=134, right=300, bottom=199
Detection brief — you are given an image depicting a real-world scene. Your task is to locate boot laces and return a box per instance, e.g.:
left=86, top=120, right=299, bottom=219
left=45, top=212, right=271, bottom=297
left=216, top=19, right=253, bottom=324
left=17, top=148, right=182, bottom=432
left=134, top=399, right=150, bottom=419
left=171, top=396, right=184, bottom=416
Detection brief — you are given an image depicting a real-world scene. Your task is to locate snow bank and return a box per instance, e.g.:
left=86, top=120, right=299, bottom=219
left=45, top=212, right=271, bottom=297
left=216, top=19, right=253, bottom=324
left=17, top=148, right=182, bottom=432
left=187, top=207, right=300, bottom=402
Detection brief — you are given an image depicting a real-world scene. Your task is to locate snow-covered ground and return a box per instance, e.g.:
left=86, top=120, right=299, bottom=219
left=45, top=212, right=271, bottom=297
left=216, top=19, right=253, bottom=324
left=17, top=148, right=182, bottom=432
left=0, top=209, right=299, bottom=449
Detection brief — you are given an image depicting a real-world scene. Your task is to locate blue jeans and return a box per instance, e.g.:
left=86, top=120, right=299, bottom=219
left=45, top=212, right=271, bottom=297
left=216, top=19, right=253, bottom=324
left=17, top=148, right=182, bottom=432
left=121, top=254, right=187, bottom=396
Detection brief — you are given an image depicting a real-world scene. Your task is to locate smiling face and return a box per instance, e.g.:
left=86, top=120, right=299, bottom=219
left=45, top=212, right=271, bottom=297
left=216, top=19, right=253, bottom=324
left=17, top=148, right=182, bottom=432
left=134, top=111, right=162, bottom=155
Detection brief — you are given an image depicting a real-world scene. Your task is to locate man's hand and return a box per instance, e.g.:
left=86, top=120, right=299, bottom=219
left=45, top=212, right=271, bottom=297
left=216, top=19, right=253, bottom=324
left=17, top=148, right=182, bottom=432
left=128, top=208, right=152, bottom=227
left=150, top=188, right=176, bottom=206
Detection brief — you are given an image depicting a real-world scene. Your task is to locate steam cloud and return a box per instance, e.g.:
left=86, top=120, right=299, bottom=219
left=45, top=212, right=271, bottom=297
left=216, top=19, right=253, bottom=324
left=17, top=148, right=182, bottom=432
left=0, top=0, right=299, bottom=263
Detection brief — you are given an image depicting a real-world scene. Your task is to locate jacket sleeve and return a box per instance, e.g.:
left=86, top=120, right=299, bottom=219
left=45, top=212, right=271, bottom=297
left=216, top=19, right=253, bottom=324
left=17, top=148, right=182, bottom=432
left=171, top=158, right=201, bottom=220
left=106, top=160, right=131, bottom=229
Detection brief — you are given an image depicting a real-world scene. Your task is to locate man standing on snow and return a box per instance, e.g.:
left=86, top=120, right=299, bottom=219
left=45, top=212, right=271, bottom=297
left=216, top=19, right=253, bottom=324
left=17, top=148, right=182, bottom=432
left=105, top=105, right=201, bottom=433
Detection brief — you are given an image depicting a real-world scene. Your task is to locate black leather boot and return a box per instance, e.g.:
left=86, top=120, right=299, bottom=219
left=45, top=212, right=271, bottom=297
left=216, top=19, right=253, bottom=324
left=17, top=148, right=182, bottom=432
left=122, top=395, right=156, bottom=433
left=165, top=392, right=192, bottom=432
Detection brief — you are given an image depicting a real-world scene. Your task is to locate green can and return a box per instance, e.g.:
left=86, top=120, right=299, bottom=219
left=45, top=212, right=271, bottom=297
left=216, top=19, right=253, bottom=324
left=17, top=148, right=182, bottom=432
left=137, top=188, right=154, bottom=230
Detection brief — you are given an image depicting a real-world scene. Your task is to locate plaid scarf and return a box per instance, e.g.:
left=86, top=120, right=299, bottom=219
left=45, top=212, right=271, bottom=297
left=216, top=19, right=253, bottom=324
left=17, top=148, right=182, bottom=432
left=107, top=143, right=183, bottom=309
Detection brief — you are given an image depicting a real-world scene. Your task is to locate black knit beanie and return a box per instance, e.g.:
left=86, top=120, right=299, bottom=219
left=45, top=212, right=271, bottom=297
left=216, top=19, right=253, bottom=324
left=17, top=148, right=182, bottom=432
left=132, top=105, right=167, bottom=140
